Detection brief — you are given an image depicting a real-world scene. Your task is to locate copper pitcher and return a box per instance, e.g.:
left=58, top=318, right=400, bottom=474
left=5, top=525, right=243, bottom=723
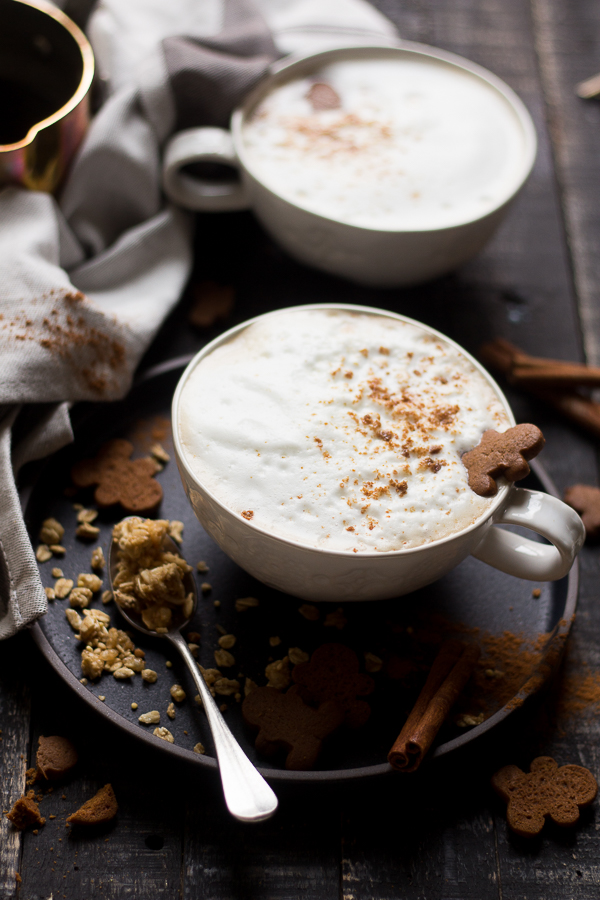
left=0, top=0, right=94, bottom=193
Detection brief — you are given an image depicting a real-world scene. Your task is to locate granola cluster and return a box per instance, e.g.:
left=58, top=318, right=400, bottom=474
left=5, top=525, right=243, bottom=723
left=65, top=607, right=150, bottom=682
left=112, top=518, right=193, bottom=632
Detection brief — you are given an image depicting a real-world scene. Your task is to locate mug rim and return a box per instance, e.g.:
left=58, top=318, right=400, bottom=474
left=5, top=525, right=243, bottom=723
left=172, top=302, right=515, bottom=559
left=0, top=0, right=95, bottom=151
left=230, top=41, right=537, bottom=235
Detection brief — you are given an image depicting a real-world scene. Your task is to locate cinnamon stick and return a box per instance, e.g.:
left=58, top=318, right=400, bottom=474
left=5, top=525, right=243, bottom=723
left=511, top=364, right=600, bottom=388
left=388, top=640, right=481, bottom=773
left=479, top=339, right=600, bottom=384
left=479, top=338, right=600, bottom=441
left=548, top=392, right=600, bottom=436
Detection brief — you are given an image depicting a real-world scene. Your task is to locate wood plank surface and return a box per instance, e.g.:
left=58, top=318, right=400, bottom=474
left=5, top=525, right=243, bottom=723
left=0, top=635, right=30, bottom=899
left=183, top=784, right=341, bottom=900
left=530, top=0, right=600, bottom=366
left=14, top=646, right=187, bottom=900
left=2, top=0, right=600, bottom=898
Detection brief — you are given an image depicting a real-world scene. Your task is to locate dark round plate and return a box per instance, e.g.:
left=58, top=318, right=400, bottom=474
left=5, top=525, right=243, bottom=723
left=27, top=359, right=578, bottom=783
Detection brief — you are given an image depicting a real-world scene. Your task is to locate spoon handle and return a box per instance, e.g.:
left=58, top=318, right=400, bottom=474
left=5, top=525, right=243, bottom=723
left=168, top=631, right=279, bottom=822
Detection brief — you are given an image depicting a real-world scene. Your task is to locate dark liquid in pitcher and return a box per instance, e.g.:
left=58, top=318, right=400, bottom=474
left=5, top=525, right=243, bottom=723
left=0, top=79, right=58, bottom=145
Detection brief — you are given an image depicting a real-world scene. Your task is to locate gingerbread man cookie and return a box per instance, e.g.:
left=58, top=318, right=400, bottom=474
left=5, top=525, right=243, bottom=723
left=242, top=685, right=344, bottom=770
left=492, top=756, right=597, bottom=837
left=462, top=424, right=545, bottom=496
left=564, top=484, right=600, bottom=539
left=292, top=643, right=375, bottom=729
left=71, top=439, right=162, bottom=512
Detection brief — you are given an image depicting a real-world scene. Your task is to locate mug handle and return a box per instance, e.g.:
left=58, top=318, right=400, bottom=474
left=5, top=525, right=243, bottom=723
left=162, top=127, right=251, bottom=212
left=471, top=487, right=585, bottom=581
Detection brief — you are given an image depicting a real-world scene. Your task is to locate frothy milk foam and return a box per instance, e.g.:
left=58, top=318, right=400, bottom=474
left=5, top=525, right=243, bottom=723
left=178, top=309, right=510, bottom=552
left=242, top=57, right=526, bottom=231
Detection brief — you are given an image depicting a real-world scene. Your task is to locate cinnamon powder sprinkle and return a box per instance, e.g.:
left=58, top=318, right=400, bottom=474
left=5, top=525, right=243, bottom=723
left=3, top=290, right=126, bottom=396
left=555, top=668, right=600, bottom=720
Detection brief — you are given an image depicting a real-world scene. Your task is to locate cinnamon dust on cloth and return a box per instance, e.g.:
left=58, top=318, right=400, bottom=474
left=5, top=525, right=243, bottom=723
left=0, top=0, right=399, bottom=638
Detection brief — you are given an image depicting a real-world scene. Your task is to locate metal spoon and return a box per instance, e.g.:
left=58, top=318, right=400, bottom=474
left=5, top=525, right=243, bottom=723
left=108, top=523, right=278, bottom=823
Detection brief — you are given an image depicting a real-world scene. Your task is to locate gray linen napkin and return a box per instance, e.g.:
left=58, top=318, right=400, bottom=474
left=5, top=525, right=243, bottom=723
left=0, top=0, right=397, bottom=638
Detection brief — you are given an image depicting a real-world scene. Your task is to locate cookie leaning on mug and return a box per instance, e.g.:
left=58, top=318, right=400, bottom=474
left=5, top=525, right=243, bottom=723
left=462, top=424, right=545, bottom=497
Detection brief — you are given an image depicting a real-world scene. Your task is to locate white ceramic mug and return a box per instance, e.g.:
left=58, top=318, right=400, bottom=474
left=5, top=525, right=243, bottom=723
left=172, top=304, right=584, bottom=602
left=162, top=43, right=537, bottom=288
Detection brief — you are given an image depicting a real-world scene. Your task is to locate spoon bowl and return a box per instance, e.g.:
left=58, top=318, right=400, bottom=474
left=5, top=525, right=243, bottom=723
left=109, top=518, right=278, bottom=823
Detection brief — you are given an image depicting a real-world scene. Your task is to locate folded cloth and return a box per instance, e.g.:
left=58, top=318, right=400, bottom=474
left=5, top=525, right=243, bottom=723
left=0, top=0, right=397, bottom=639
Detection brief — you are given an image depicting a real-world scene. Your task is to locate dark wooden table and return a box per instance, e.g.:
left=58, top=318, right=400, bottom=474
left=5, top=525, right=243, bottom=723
left=2, top=0, right=600, bottom=896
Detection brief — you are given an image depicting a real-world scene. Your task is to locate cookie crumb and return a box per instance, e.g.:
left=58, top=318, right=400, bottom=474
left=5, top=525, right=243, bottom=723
left=5, top=792, right=45, bottom=830
left=66, top=784, right=117, bottom=826
left=36, top=736, right=78, bottom=781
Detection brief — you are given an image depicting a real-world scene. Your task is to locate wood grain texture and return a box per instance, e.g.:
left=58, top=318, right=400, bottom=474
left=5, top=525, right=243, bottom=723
left=0, top=634, right=31, bottom=900
left=182, top=783, right=340, bottom=900
left=530, top=0, right=600, bottom=366
left=340, top=773, right=500, bottom=900
left=14, top=646, right=187, bottom=900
